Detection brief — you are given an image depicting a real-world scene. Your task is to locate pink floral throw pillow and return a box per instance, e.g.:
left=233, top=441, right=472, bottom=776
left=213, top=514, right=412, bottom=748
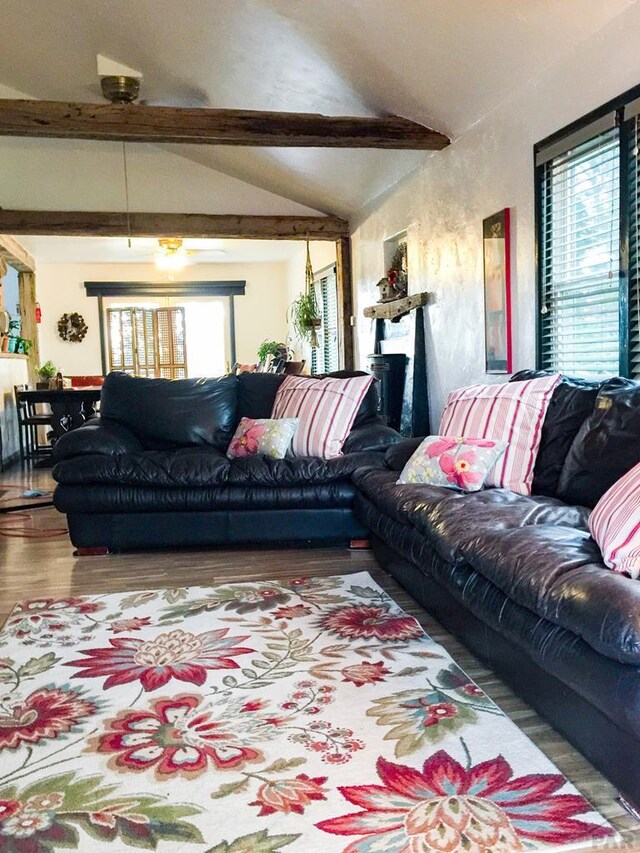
left=227, top=417, right=298, bottom=460
left=589, top=460, right=640, bottom=579
left=397, top=435, right=508, bottom=491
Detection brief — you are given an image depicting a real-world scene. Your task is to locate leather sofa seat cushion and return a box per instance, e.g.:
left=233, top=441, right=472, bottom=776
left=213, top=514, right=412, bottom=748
left=54, top=481, right=357, bottom=513
left=356, top=493, right=640, bottom=736
left=557, top=378, right=640, bottom=508
left=353, top=469, right=589, bottom=564
left=53, top=448, right=387, bottom=489
left=460, top=523, right=640, bottom=665
left=510, top=370, right=601, bottom=497
left=100, top=372, right=238, bottom=450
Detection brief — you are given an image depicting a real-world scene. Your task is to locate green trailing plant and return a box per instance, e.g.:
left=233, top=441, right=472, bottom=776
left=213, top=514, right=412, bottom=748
left=8, top=319, right=20, bottom=337
left=38, top=360, right=57, bottom=380
left=289, top=241, right=321, bottom=347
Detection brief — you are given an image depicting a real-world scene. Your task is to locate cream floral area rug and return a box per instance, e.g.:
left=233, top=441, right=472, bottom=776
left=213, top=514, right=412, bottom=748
left=0, top=571, right=618, bottom=852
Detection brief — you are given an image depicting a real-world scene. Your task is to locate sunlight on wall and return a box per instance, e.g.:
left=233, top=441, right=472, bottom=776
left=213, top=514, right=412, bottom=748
left=180, top=301, right=227, bottom=377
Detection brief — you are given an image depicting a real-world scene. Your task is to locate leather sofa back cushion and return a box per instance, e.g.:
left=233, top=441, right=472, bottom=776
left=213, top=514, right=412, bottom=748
left=237, top=370, right=379, bottom=426
left=510, top=370, right=601, bottom=496
left=557, top=378, right=640, bottom=508
left=100, top=372, right=238, bottom=449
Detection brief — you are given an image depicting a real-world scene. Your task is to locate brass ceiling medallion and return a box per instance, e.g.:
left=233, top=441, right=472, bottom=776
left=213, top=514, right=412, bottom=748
left=100, top=75, right=141, bottom=104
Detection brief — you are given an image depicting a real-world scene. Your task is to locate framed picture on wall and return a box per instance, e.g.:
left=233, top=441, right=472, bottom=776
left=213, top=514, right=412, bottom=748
left=482, top=208, right=512, bottom=373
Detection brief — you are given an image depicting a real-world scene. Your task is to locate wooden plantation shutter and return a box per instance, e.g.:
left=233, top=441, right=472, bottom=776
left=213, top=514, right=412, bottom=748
left=538, top=122, right=620, bottom=376
left=107, top=306, right=187, bottom=378
left=133, top=308, right=156, bottom=377
left=156, top=307, right=187, bottom=379
left=107, top=308, right=136, bottom=373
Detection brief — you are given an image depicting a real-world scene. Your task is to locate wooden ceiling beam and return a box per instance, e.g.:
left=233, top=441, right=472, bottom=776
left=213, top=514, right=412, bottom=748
left=0, top=100, right=450, bottom=150
left=0, top=210, right=349, bottom=241
left=0, top=233, right=35, bottom=272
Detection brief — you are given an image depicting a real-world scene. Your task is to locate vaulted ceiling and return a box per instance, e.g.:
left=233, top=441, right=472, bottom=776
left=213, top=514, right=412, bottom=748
left=0, top=0, right=635, bottom=218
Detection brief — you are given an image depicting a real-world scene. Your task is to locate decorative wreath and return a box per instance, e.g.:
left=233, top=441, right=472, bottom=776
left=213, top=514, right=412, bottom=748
left=57, top=312, right=88, bottom=343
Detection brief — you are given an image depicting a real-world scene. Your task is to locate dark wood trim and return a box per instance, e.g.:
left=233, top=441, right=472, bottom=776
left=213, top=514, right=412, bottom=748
left=229, top=295, right=237, bottom=368
left=85, top=281, right=246, bottom=298
left=0, top=210, right=348, bottom=241
left=97, top=296, right=107, bottom=375
left=0, top=99, right=450, bottom=150
left=335, top=237, right=355, bottom=370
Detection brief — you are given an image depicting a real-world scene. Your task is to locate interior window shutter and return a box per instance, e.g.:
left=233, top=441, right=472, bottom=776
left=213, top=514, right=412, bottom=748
left=156, top=307, right=187, bottom=379
left=539, top=125, right=621, bottom=376
left=133, top=308, right=157, bottom=377
left=107, top=308, right=136, bottom=373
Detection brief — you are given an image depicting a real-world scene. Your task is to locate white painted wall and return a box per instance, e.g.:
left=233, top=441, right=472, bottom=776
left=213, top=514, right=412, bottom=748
left=351, top=2, right=640, bottom=423
left=35, top=261, right=293, bottom=375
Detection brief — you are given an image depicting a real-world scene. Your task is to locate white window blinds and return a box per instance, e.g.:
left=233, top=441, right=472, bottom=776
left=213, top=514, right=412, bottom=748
left=539, top=125, right=621, bottom=377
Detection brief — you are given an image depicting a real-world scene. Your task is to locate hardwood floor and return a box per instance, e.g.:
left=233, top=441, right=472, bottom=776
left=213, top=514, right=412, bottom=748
left=0, top=466, right=638, bottom=849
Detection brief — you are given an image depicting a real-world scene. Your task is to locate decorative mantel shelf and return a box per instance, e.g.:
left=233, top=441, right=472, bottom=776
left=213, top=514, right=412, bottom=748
left=363, top=291, right=429, bottom=321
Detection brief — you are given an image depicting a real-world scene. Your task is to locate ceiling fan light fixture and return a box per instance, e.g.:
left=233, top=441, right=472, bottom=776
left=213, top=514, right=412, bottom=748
left=155, top=237, right=189, bottom=272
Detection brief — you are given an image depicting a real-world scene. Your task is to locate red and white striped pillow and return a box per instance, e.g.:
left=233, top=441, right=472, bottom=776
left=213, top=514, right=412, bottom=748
left=272, top=374, right=374, bottom=459
left=438, top=373, right=561, bottom=495
left=589, top=461, right=640, bottom=579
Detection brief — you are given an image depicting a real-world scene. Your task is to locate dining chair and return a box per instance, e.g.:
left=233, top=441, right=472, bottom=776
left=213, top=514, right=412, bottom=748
left=14, top=385, right=54, bottom=463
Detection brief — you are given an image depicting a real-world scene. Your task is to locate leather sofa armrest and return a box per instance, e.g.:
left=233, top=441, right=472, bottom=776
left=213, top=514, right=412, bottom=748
left=385, top=437, right=425, bottom=471
left=52, top=417, right=144, bottom=461
left=343, top=422, right=403, bottom=454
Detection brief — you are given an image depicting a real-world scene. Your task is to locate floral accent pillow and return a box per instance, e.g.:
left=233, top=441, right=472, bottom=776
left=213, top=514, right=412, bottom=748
left=227, top=417, right=298, bottom=460
left=397, top=435, right=508, bottom=491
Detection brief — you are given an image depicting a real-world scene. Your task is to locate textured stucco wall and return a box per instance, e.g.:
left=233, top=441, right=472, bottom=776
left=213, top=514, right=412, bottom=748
left=351, top=3, right=640, bottom=423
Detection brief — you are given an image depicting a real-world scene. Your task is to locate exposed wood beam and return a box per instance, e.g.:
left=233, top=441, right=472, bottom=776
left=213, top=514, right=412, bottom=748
left=336, top=237, right=355, bottom=370
left=0, top=100, right=450, bottom=150
left=0, top=234, right=35, bottom=272
left=0, top=210, right=349, bottom=241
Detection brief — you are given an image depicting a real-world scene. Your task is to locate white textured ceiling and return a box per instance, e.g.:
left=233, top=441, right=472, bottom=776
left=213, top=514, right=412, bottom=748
left=16, top=236, right=311, bottom=265
left=0, top=0, right=636, bottom=217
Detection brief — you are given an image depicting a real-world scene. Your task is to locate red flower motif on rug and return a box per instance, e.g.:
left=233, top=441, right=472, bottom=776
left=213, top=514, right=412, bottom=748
left=250, top=773, right=328, bottom=816
left=317, top=751, right=614, bottom=851
left=341, top=661, right=391, bottom=687
left=108, top=616, right=152, bottom=634
left=0, top=687, right=97, bottom=749
left=320, top=605, right=423, bottom=642
left=66, top=628, right=253, bottom=691
left=95, top=694, right=264, bottom=778
left=4, top=598, right=102, bottom=645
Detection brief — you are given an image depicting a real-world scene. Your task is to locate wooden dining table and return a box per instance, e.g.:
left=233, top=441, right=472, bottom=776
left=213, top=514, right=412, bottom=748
left=18, top=386, right=102, bottom=443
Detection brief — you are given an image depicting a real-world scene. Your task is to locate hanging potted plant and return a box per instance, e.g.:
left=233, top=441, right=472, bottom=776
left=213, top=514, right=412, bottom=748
left=289, top=242, right=321, bottom=348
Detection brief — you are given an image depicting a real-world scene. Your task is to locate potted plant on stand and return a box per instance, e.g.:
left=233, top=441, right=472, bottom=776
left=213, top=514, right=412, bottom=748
left=6, top=319, right=20, bottom=353
left=257, top=340, right=290, bottom=369
left=289, top=242, right=321, bottom=348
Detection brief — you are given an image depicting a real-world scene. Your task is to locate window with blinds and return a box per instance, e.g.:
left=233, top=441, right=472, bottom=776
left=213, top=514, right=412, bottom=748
left=310, top=266, right=340, bottom=375
left=628, top=114, right=640, bottom=379
left=538, top=123, right=621, bottom=377
left=106, top=307, right=187, bottom=379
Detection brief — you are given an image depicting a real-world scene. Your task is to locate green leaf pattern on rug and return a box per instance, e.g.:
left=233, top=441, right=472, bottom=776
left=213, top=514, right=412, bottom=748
left=205, top=829, right=300, bottom=853
left=0, top=771, right=203, bottom=850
